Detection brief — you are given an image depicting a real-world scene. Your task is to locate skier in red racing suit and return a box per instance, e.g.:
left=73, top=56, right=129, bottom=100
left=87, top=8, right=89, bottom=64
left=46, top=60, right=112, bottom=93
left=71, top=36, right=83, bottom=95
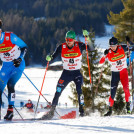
left=41, top=30, right=94, bottom=119
left=100, top=37, right=133, bottom=116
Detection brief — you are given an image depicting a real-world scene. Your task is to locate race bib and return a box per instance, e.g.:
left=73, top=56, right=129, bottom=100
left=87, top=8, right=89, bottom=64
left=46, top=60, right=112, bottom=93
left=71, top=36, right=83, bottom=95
left=109, top=57, right=127, bottom=71
left=0, top=45, right=21, bottom=62
left=62, top=55, right=82, bottom=70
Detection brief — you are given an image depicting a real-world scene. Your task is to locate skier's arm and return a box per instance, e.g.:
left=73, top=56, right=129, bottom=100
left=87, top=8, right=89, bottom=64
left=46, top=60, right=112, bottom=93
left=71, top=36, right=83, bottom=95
left=120, top=44, right=134, bottom=52
left=19, top=47, right=27, bottom=59
left=11, top=33, right=28, bottom=59
left=99, top=49, right=109, bottom=64
left=46, top=45, right=62, bottom=62
left=51, top=45, right=62, bottom=60
left=78, top=42, right=95, bottom=53
left=99, top=56, right=106, bottom=64
left=10, top=33, right=28, bottom=67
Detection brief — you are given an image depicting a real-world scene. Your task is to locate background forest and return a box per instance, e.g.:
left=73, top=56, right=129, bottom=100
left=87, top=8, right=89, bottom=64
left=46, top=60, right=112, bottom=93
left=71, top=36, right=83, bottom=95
left=0, top=0, right=123, bottom=66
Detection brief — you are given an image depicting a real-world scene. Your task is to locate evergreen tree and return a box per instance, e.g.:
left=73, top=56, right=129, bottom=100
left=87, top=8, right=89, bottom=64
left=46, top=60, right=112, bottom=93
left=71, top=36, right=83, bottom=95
left=107, top=0, right=134, bottom=42
left=69, top=30, right=110, bottom=115
left=0, top=0, right=124, bottom=66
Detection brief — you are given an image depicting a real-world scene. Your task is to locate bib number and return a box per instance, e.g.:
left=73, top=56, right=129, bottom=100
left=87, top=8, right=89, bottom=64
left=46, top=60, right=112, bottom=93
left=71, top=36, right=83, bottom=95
left=69, top=59, right=74, bottom=63
left=116, top=60, right=122, bottom=65
left=4, top=52, right=10, bottom=57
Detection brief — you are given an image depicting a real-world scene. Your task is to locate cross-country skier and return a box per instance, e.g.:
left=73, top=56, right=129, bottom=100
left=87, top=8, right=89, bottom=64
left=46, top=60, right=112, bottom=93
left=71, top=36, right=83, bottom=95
left=126, top=36, right=134, bottom=113
left=0, top=19, right=27, bottom=120
left=42, top=30, right=94, bottom=119
left=100, top=37, right=134, bottom=116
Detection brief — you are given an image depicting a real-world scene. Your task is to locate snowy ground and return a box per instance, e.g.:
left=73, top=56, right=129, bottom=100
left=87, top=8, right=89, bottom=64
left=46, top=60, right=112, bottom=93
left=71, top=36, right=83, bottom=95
left=1, top=114, right=134, bottom=134
left=0, top=67, right=134, bottom=134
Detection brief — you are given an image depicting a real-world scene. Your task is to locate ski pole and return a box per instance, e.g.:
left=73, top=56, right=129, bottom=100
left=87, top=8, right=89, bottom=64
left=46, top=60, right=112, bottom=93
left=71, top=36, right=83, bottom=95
left=84, top=37, right=92, bottom=85
left=34, top=61, right=49, bottom=118
left=22, top=72, right=50, bottom=103
left=3, top=91, right=24, bottom=120
left=22, top=71, right=61, bottom=117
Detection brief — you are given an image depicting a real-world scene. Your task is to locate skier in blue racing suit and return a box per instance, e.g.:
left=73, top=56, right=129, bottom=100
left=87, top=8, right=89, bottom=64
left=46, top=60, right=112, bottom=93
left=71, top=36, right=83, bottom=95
left=0, top=19, right=27, bottom=120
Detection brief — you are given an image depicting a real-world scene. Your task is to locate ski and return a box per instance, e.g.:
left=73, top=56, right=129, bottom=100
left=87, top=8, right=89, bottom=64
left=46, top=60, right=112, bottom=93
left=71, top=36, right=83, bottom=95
left=1, top=114, right=77, bottom=122
left=1, top=117, right=65, bottom=122
left=0, top=118, right=53, bottom=122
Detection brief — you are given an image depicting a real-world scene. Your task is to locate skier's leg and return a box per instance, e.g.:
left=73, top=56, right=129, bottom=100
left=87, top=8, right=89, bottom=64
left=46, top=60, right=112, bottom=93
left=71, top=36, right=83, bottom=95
left=7, top=66, right=24, bottom=106
left=0, top=66, right=11, bottom=119
left=4, top=63, right=24, bottom=120
left=104, top=71, right=120, bottom=116
left=42, top=70, right=71, bottom=120
left=120, top=68, right=130, bottom=102
left=52, top=70, right=70, bottom=106
left=109, top=71, right=120, bottom=107
left=120, top=68, right=131, bottom=113
left=74, top=71, right=84, bottom=116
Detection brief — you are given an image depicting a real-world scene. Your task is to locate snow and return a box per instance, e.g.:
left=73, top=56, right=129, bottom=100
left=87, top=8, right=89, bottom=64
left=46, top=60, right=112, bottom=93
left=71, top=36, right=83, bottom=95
left=1, top=115, right=134, bottom=134
left=0, top=67, right=134, bottom=134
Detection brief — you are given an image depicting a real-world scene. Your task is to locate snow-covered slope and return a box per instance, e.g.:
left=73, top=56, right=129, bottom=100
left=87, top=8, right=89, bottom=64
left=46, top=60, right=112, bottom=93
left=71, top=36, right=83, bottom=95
left=0, top=114, right=134, bottom=134
left=0, top=67, right=134, bottom=134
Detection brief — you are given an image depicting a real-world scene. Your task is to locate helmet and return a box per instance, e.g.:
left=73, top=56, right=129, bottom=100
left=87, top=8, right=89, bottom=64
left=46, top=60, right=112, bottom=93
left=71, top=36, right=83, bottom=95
left=65, top=31, right=76, bottom=39
left=109, top=37, right=118, bottom=45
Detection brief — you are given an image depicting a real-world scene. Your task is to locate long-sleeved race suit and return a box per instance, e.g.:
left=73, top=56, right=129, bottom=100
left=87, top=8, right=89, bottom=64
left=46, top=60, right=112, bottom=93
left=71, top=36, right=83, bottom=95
left=51, top=41, right=93, bottom=107
left=0, top=32, right=27, bottom=106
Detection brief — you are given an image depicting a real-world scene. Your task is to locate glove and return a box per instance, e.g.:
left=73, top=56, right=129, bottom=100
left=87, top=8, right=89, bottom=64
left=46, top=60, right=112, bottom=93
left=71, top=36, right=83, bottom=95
left=13, top=58, right=22, bottom=67
left=82, top=30, right=92, bottom=45
left=104, top=49, right=109, bottom=55
left=82, top=30, right=89, bottom=37
left=126, top=36, right=130, bottom=42
left=46, top=55, right=52, bottom=61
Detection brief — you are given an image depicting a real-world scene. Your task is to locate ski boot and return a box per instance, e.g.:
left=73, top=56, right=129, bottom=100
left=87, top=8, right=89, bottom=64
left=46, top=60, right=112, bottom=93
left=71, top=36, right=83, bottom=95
left=4, top=105, right=14, bottom=121
left=79, top=94, right=85, bottom=117
left=104, top=106, right=112, bottom=116
left=41, top=105, right=56, bottom=120
left=79, top=105, right=84, bottom=117
left=126, top=102, right=131, bottom=114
